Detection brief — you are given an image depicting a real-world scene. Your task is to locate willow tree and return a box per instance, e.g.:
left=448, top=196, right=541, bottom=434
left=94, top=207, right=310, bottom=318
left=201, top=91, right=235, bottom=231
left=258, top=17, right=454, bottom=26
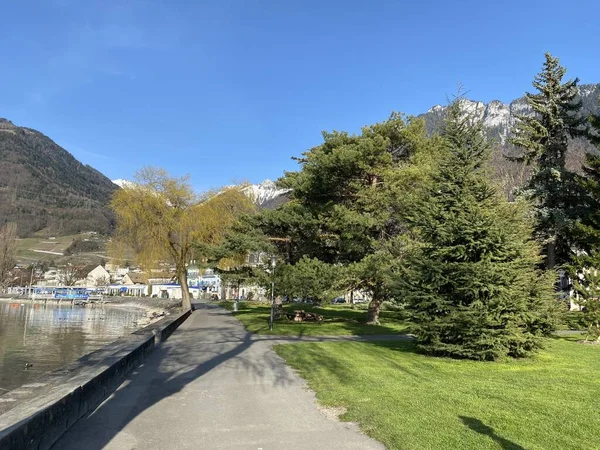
left=111, top=167, right=254, bottom=310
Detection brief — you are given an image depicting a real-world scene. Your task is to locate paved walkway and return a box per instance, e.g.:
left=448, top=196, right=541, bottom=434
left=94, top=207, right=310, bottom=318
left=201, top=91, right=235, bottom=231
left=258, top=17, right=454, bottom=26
left=52, top=303, right=385, bottom=450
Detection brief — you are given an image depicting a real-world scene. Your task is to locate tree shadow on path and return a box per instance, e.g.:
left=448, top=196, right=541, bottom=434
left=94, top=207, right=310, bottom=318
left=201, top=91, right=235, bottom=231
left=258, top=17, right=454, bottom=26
left=52, top=303, right=296, bottom=450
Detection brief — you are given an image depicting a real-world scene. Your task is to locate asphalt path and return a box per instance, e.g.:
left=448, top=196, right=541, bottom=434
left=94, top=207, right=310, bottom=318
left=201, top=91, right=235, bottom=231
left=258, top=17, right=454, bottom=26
left=52, top=303, right=385, bottom=450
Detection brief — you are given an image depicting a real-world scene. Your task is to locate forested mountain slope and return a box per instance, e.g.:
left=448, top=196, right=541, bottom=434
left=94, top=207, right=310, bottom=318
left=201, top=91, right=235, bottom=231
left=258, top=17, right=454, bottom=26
left=0, top=118, right=117, bottom=236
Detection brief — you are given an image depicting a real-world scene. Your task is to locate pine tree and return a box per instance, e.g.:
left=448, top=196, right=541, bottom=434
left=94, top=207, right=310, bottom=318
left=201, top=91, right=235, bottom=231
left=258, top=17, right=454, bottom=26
left=401, top=97, right=556, bottom=360
left=228, top=115, right=441, bottom=324
left=510, top=53, right=586, bottom=268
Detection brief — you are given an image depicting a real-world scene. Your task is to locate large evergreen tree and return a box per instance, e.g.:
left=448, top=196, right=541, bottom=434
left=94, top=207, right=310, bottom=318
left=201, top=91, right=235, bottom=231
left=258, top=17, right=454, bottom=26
left=570, top=108, right=600, bottom=341
left=229, top=114, right=440, bottom=324
left=401, top=98, right=556, bottom=360
left=572, top=110, right=600, bottom=254
left=510, top=53, right=586, bottom=268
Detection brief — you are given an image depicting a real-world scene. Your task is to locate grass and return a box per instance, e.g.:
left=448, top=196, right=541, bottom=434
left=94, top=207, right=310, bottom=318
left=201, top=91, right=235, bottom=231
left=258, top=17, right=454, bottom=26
left=15, top=233, right=105, bottom=264
left=274, top=337, right=599, bottom=450
left=14, top=233, right=137, bottom=266
left=218, top=300, right=409, bottom=336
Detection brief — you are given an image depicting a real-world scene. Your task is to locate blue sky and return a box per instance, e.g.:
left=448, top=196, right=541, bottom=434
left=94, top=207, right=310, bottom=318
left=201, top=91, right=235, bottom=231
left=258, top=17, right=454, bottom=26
left=1, top=0, right=599, bottom=191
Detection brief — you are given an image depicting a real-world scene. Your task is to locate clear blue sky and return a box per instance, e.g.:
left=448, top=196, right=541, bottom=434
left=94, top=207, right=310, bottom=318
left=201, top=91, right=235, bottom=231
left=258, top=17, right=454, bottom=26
left=1, top=0, right=599, bottom=191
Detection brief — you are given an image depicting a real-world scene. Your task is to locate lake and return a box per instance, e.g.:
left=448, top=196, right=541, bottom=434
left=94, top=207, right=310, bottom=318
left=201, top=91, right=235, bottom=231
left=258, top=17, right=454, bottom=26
left=0, top=300, right=147, bottom=394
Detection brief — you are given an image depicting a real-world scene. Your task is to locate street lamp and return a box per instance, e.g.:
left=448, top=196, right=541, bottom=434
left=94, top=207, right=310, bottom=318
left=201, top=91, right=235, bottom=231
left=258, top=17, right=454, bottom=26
left=269, top=256, right=276, bottom=331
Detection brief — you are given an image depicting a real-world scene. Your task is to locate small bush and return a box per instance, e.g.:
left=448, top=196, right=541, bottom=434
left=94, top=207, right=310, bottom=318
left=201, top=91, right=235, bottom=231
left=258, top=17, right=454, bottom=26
left=64, top=238, right=102, bottom=255
left=562, top=311, right=585, bottom=330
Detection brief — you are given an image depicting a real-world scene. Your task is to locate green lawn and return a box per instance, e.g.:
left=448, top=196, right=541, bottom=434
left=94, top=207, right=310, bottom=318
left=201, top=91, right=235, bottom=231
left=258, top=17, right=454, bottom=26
left=275, top=337, right=599, bottom=450
left=14, top=233, right=110, bottom=264
left=218, top=300, right=408, bottom=336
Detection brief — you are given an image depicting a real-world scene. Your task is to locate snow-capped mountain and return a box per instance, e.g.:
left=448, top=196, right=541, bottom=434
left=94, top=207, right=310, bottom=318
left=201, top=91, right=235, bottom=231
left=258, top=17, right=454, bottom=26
left=112, top=179, right=135, bottom=189
left=241, top=180, right=290, bottom=207
left=420, top=83, right=600, bottom=144
left=112, top=178, right=289, bottom=207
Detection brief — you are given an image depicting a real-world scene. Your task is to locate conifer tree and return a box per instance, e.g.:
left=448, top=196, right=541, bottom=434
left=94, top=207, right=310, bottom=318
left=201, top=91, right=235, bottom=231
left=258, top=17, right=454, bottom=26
left=570, top=108, right=600, bottom=341
left=401, top=98, right=556, bottom=360
left=227, top=115, right=440, bottom=324
left=572, top=263, right=600, bottom=343
left=510, top=53, right=586, bottom=268
left=572, top=110, right=600, bottom=254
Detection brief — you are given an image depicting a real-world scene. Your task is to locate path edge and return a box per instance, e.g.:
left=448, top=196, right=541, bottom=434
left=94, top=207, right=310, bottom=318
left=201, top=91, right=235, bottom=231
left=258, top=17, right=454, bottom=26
left=0, top=309, right=192, bottom=450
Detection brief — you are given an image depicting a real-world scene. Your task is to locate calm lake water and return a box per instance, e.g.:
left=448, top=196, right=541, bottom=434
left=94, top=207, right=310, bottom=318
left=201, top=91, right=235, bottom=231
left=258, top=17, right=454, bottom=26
left=0, top=300, right=147, bottom=393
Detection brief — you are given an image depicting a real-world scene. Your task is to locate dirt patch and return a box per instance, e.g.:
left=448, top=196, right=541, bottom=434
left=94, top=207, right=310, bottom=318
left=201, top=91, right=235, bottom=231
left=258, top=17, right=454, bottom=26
left=318, top=405, right=348, bottom=421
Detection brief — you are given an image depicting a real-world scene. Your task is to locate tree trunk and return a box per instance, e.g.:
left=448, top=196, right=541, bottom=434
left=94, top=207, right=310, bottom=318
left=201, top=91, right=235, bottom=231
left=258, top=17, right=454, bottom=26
left=546, top=241, right=556, bottom=269
left=366, top=293, right=383, bottom=325
left=178, top=271, right=192, bottom=311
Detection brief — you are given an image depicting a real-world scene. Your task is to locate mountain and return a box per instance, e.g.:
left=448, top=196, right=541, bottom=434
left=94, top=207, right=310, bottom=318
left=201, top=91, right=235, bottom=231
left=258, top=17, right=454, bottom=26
left=417, top=83, right=600, bottom=199
left=112, top=179, right=135, bottom=189
left=241, top=180, right=290, bottom=208
left=419, top=83, right=600, bottom=144
left=112, top=178, right=291, bottom=209
left=0, top=118, right=117, bottom=237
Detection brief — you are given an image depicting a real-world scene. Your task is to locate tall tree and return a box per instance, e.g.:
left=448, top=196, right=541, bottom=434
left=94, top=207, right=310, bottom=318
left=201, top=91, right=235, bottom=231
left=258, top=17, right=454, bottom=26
left=510, top=52, right=586, bottom=268
left=111, top=167, right=254, bottom=310
left=0, top=222, right=17, bottom=288
left=232, top=114, right=440, bottom=324
left=570, top=106, right=600, bottom=341
left=572, top=108, right=600, bottom=255
left=401, top=98, right=556, bottom=360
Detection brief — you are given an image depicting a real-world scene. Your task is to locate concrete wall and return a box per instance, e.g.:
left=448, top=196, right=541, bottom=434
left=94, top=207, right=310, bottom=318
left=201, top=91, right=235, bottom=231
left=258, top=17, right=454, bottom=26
left=0, top=309, right=192, bottom=450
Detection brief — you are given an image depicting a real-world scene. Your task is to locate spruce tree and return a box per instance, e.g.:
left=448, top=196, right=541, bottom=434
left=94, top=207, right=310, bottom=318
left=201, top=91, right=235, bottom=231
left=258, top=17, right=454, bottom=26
left=573, top=110, right=600, bottom=254
left=570, top=109, right=600, bottom=341
left=401, top=98, right=556, bottom=360
left=510, top=53, right=586, bottom=268
left=572, top=263, right=600, bottom=342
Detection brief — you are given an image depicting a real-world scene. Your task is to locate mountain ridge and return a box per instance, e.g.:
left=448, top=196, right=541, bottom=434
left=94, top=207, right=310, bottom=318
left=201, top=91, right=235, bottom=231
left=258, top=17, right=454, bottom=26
left=418, top=83, right=600, bottom=143
left=2, top=82, right=598, bottom=237
left=0, top=118, right=117, bottom=237
left=112, top=178, right=290, bottom=208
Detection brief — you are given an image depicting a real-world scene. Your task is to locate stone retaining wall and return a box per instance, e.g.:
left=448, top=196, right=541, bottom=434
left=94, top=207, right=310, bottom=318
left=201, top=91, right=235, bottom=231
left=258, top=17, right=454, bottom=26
left=0, top=309, right=192, bottom=450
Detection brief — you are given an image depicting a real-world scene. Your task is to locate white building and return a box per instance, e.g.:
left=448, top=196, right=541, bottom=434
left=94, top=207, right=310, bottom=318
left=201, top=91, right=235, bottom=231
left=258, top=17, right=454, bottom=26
left=81, top=265, right=111, bottom=287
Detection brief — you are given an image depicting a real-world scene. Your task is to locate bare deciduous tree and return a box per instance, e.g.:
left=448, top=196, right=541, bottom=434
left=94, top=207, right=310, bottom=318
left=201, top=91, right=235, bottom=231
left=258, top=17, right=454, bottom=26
left=0, top=222, right=17, bottom=289
left=58, top=264, right=79, bottom=286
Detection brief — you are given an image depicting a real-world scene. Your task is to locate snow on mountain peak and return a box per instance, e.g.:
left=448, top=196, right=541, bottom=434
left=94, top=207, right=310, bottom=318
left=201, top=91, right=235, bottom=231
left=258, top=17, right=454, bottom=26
left=427, top=105, right=444, bottom=113
left=242, top=180, right=290, bottom=206
left=112, top=179, right=135, bottom=188
left=112, top=178, right=286, bottom=205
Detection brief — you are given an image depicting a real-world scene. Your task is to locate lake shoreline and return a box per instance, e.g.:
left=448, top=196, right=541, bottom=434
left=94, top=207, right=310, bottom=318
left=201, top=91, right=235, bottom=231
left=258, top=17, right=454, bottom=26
left=0, top=296, right=183, bottom=328
left=0, top=297, right=184, bottom=395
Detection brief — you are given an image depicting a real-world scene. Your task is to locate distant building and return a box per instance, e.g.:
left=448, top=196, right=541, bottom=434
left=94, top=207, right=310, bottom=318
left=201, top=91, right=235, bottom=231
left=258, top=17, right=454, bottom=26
left=105, top=263, right=130, bottom=283
left=41, top=267, right=60, bottom=286
left=77, top=265, right=111, bottom=287
left=122, top=272, right=150, bottom=286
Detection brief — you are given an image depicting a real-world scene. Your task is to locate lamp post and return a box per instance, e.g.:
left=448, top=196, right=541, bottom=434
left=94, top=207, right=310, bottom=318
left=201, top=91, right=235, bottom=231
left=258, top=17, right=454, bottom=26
left=269, top=256, right=276, bottom=331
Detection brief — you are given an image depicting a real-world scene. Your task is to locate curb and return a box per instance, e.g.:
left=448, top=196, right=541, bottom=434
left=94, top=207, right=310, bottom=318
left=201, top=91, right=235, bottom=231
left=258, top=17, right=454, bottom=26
left=0, top=309, right=192, bottom=450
